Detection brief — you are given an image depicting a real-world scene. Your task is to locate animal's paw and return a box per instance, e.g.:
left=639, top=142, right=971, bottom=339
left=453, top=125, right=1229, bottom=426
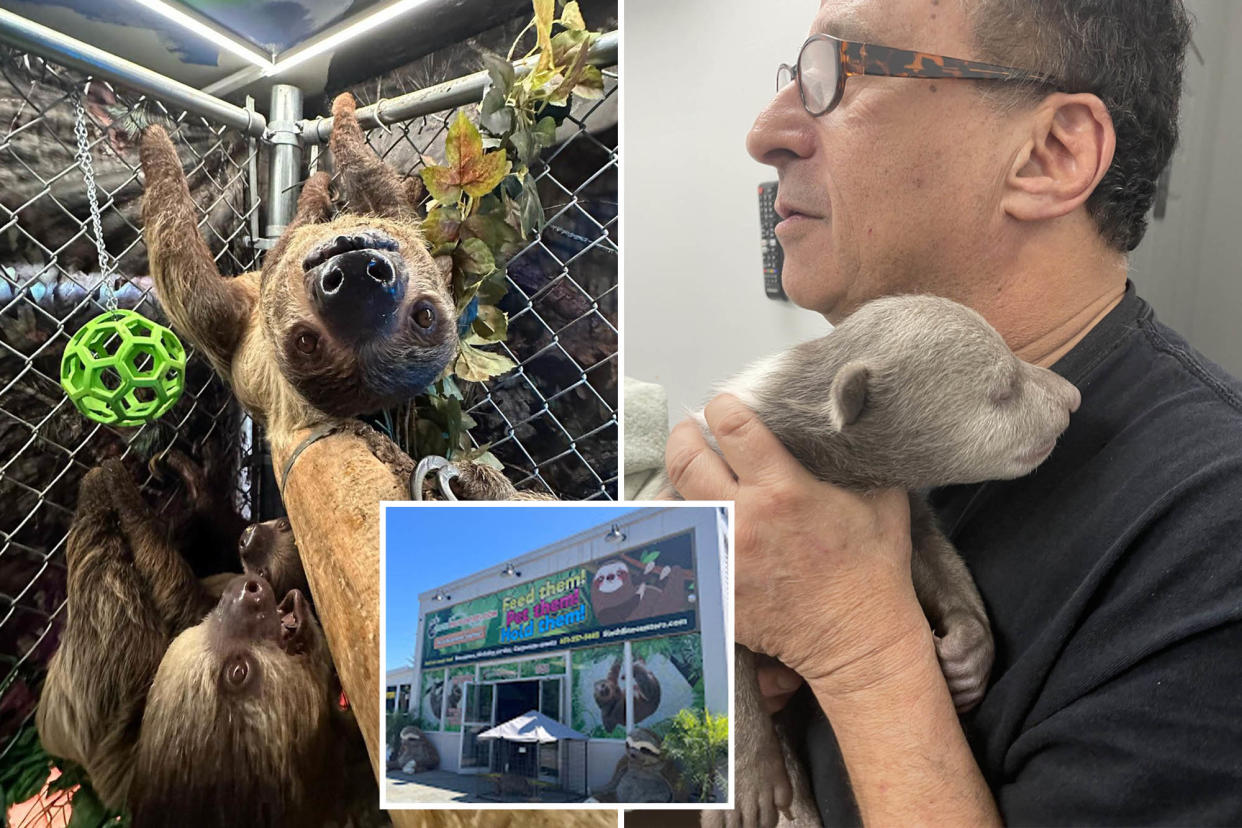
left=701, top=737, right=790, bottom=828
left=331, top=92, right=357, bottom=120
left=934, top=610, right=994, bottom=712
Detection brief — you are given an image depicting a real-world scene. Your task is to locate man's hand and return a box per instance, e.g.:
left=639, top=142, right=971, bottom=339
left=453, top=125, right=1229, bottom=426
left=668, top=394, right=1000, bottom=824
left=665, top=393, right=925, bottom=689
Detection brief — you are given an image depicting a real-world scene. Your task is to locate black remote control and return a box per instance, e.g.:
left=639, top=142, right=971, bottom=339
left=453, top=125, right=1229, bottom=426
left=758, top=181, right=786, bottom=300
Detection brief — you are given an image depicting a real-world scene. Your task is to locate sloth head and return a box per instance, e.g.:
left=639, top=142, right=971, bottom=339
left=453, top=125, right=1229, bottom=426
left=238, top=516, right=308, bottom=599
left=260, top=215, right=456, bottom=419
left=130, top=575, right=339, bottom=826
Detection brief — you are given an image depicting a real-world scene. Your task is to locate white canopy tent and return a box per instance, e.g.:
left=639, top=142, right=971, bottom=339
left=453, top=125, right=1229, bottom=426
left=476, top=710, right=591, bottom=799
left=478, top=710, right=589, bottom=743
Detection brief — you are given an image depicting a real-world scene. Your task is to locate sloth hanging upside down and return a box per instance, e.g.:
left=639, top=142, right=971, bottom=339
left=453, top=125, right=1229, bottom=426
left=36, top=460, right=369, bottom=826
left=140, top=92, right=544, bottom=501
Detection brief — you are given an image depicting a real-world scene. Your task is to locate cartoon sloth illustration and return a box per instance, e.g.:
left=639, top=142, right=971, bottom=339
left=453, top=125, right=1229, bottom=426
left=591, top=558, right=696, bottom=625
left=591, top=560, right=640, bottom=625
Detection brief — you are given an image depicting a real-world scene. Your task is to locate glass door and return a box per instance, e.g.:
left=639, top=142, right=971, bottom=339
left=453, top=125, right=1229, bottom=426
left=538, top=678, right=562, bottom=782
left=458, top=682, right=495, bottom=772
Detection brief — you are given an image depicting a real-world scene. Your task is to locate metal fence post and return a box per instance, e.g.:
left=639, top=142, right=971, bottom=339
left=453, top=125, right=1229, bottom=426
left=265, top=84, right=303, bottom=240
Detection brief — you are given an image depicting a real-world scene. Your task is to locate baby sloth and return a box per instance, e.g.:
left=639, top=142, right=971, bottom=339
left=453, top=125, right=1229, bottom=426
left=140, top=93, right=455, bottom=441
left=37, top=461, right=353, bottom=825
left=684, top=294, right=1081, bottom=828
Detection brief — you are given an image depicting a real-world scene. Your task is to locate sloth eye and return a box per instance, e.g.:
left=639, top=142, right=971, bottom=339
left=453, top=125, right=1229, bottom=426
left=413, top=303, right=436, bottom=330
left=295, top=331, right=319, bottom=354
left=223, top=655, right=253, bottom=691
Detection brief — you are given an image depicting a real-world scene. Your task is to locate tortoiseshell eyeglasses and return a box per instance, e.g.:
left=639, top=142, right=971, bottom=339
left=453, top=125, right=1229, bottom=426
left=778, top=33, right=1058, bottom=116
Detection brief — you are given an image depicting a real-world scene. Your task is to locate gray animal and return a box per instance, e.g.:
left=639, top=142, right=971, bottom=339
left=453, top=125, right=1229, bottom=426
left=674, top=295, right=1081, bottom=827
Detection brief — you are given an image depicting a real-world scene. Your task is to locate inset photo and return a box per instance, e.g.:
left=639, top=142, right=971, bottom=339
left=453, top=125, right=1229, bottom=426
left=381, top=504, right=733, bottom=810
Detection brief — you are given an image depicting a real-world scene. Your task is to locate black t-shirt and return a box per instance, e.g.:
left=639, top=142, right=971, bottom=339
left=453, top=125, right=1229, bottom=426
left=805, top=283, right=1242, bottom=825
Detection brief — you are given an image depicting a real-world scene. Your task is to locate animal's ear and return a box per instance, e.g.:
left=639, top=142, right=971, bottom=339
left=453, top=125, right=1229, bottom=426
left=828, top=361, right=870, bottom=430
left=328, top=93, right=419, bottom=222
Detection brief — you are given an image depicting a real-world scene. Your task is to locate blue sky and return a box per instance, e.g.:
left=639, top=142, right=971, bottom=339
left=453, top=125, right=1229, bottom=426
left=383, top=505, right=644, bottom=670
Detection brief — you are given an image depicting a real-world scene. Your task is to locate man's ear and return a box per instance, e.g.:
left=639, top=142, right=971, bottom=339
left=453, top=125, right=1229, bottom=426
left=828, top=361, right=869, bottom=430
left=1001, top=92, right=1115, bottom=223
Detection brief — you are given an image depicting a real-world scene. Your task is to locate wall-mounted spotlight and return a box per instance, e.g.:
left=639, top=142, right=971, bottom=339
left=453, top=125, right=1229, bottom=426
left=432, top=591, right=452, bottom=601
left=605, top=524, right=626, bottom=543
left=500, top=563, right=522, bottom=578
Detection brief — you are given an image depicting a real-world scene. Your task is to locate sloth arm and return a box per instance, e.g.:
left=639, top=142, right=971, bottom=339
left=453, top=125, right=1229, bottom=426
left=101, top=460, right=211, bottom=632
left=328, top=93, right=417, bottom=221
left=140, top=126, right=255, bottom=372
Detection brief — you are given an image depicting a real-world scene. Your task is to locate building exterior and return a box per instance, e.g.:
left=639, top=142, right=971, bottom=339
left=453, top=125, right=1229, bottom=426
left=385, top=505, right=730, bottom=792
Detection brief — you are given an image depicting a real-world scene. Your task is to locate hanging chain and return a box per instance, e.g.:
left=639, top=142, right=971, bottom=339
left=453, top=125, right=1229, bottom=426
left=72, top=83, right=118, bottom=313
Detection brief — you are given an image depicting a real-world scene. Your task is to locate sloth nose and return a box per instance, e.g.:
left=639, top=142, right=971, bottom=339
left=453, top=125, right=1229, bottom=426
left=1066, top=384, right=1082, bottom=413
left=311, top=249, right=407, bottom=340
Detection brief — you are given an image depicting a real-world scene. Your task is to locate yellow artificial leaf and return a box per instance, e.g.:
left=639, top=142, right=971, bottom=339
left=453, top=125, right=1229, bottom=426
left=454, top=339, right=517, bottom=383
left=533, top=0, right=555, bottom=73
left=561, top=0, right=586, bottom=30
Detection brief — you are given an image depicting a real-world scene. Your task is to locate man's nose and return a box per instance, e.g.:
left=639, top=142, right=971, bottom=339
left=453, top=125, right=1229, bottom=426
left=746, top=80, right=815, bottom=166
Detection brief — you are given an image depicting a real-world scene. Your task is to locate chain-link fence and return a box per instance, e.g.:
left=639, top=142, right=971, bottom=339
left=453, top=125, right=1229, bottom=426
left=0, top=35, right=618, bottom=784
left=0, top=45, right=261, bottom=769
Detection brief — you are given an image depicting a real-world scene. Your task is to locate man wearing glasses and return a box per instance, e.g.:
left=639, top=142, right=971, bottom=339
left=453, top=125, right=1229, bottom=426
left=667, top=0, right=1242, bottom=824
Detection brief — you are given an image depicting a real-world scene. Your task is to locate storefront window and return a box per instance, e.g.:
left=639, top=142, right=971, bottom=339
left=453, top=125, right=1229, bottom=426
left=398, top=683, right=411, bottom=713
left=386, top=686, right=396, bottom=713
left=540, top=677, right=561, bottom=721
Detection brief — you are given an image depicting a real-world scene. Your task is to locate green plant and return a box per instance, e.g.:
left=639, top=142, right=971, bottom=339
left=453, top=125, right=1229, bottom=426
left=386, top=709, right=420, bottom=754
left=0, top=724, right=127, bottom=827
left=660, top=708, right=730, bottom=804
left=408, top=0, right=607, bottom=466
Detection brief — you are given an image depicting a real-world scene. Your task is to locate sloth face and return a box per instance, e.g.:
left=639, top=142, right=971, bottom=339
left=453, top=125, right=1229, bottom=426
left=262, top=215, right=457, bottom=418
left=132, top=575, right=338, bottom=825
left=593, top=561, right=630, bottom=595
left=238, top=517, right=308, bottom=599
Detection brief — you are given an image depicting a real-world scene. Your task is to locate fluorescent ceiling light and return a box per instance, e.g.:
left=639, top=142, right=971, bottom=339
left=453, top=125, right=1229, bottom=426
left=129, top=0, right=273, bottom=70
left=265, top=0, right=433, bottom=77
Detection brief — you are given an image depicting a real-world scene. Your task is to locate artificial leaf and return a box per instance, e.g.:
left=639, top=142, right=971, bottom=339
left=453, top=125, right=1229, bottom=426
left=453, top=339, right=517, bottom=383
left=551, top=29, right=590, bottom=65
left=66, top=785, right=110, bottom=828
left=420, top=165, right=462, bottom=204
left=458, top=445, right=505, bottom=469
left=519, top=173, right=544, bottom=236
left=533, top=0, right=556, bottom=73
left=552, top=34, right=594, bottom=103
left=641, top=550, right=661, bottom=564
left=510, top=122, right=537, bottom=167
left=480, top=86, right=514, bottom=135
left=481, top=51, right=516, bottom=92
left=424, top=112, right=512, bottom=202
left=476, top=269, right=509, bottom=306
left=463, top=213, right=521, bottom=257
left=560, top=0, right=586, bottom=30
left=454, top=237, right=496, bottom=276
left=533, top=115, right=557, bottom=148
left=574, top=65, right=606, bottom=100
left=422, top=205, right=462, bottom=246
left=471, top=303, right=509, bottom=341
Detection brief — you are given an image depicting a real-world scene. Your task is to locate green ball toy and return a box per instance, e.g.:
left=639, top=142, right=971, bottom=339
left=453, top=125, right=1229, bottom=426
left=60, top=309, right=186, bottom=427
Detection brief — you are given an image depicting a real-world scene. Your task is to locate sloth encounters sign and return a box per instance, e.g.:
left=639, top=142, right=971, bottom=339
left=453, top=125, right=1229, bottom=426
left=421, top=530, right=699, bottom=667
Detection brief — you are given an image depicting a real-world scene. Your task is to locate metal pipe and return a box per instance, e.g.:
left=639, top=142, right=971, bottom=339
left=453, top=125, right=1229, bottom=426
left=265, top=84, right=303, bottom=240
left=0, top=7, right=268, bottom=138
left=298, top=29, right=618, bottom=144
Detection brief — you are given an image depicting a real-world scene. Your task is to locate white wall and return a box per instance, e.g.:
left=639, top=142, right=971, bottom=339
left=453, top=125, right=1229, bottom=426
left=624, top=0, right=828, bottom=424
left=1129, top=0, right=1242, bottom=375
